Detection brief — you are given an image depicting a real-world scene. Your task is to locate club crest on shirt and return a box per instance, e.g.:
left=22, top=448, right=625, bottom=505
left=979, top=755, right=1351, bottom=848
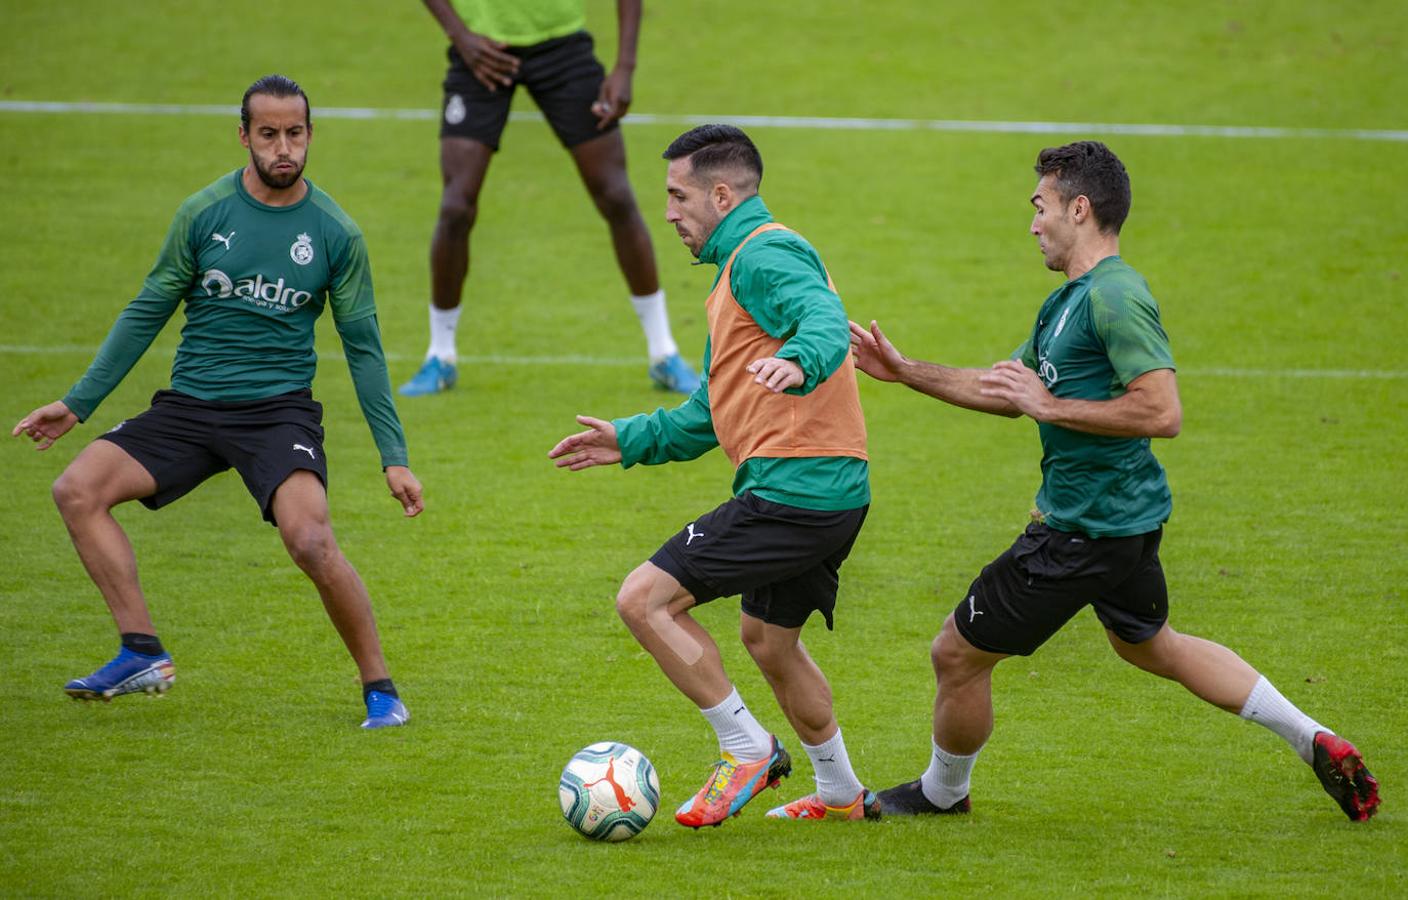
left=290, top=232, right=314, bottom=266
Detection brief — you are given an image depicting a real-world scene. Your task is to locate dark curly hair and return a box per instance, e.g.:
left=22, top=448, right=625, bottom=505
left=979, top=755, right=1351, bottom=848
left=1034, top=141, right=1130, bottom=234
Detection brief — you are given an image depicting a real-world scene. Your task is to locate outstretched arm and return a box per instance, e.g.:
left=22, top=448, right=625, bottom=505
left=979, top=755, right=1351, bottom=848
left=850, top=319, right=1020, bottom=416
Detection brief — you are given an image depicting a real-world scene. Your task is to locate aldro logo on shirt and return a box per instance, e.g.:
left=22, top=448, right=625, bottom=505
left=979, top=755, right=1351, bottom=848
left=1035, top=304, right=1072, bottom=387
left=201, top=268, right=312, bottom=311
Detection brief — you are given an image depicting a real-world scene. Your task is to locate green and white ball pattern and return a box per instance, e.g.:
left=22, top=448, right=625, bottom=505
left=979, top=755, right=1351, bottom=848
left=559, top=742, right=660, bottom=841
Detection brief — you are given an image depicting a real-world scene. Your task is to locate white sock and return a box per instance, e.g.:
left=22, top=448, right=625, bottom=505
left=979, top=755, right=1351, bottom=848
left=426, top=303, right=461, bottom=363
left=700, top=687, right=772, bottom=761
left=919, top=738, right=979, bottom=809
left=1239, top=675, right=1326, bottom=764
left=803, top=728, right=864, bottom=806
left=630, top=290, right=678, bottom=361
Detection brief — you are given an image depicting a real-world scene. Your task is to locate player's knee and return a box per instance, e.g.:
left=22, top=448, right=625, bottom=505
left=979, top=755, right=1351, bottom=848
left=437, top=192, right=479, bottom=235
left=284, top=525, right=340, bottom=579
left=51, top=469, right=99, bottom=519
left=932, top=617, right=969, bottom=676
left=739, top=622, right=767, bottom=659
left=614, top=573, right=651, bottom=631
left=741, top=627, right=786, bottom=676
left=589, top=179, right=637, bottom=224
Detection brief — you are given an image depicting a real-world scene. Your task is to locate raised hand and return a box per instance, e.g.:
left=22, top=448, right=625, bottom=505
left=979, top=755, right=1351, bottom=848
left=549, top=415, right=622, bottom=471
left=849, top=319, right=905, bottom=382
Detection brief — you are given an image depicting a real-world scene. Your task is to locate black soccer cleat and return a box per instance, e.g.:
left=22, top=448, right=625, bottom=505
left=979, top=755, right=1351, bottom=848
left=876, top=779, right=971, bottom=816
left=1311, top=732, right=1380, bottom=822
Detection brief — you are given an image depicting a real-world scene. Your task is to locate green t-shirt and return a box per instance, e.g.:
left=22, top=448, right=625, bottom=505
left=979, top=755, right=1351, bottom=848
left=451, top=0, right=585, bottom=45
left=63, top=169, right=409, bottom=467
left=1014, top=256, right=1175, bottom=537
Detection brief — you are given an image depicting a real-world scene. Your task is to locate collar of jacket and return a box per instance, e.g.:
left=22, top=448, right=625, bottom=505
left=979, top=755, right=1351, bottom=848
left=698, top=194, right=773, bottom=267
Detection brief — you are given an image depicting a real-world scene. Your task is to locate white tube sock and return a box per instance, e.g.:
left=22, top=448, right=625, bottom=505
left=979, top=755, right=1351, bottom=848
left=630, top=290, right=678, bottom=361
left=700, top=687, right=772, bottom=762
left=427, top=303, right=461, bottom=363
left=1239, top=675, right=1326, bottom=764
left=802, top=728, right=865, bottom=806
left=920, top=738, right=979, bottom=809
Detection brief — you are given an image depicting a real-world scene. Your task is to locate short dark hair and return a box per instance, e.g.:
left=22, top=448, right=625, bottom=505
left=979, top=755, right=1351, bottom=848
left=1034, top=141, right=1130, bottom=234
left=241, top=74, right=310, bottom=131
left=662, top=124, right=763, bottom=189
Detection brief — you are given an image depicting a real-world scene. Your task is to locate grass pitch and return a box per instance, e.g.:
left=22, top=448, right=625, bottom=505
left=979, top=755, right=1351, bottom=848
left=1, top=1, right=1405, bottom=896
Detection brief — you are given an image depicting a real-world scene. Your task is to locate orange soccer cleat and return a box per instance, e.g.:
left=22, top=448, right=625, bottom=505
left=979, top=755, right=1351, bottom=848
left=674, top=736, right=791, bottom=828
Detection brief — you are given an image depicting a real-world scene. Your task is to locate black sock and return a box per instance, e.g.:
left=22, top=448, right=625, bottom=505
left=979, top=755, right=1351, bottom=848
left=121, top=632, right=166, bottom=657
left=362, top=678, right=397, bottom=701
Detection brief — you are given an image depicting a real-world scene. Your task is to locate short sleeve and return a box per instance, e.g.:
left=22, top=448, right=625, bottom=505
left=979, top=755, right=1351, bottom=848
left=1092, top=284, right=1175, bottom=386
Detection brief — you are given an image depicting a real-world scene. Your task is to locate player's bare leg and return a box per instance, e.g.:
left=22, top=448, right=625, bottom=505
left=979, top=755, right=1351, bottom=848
left=880, top=613, right=1006, bottom=815
left=271, top=471, right=390, bottom=684
left=570, top=131, right=697, bottom=392
left=743, top=615, right=877, bottom=820
left=569, top=130, right=657, bottom=296
left=614, top=561, right=728, bottom=707
left=404, top=136, right=494, bottom=396
left=932, top=614, right=1008, bottom=755
left=617, top=563, right=789, bottom=826
left=51, top=440, right=160, bottom=634
left=740, top=617, right=834, bottom=745
left=1106, top=624, right=1258, bottom=711
left=1110, top=624, right=1379, bottom=820
left=53, top=439, right=176, bottom=700
left=430, top=136, right=495, bottom=313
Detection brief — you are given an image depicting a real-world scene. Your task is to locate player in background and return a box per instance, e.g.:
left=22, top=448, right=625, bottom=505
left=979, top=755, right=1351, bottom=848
left=401, top=0, right=700, bottom=396
left=551, top=125, right=880, bottom=825
left=850, top=140, right=1379, bottom=821
left=12, top=75, right=423, bottom=729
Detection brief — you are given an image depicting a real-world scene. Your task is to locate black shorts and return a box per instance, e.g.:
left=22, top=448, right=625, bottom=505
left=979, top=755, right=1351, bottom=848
left=649, top=492, right=868, bottom=631
left=955, top=523, right=1168, bottom=656
left=98, top=389, right=327, bottom=526
left=439, top=30, right=612, bottom=150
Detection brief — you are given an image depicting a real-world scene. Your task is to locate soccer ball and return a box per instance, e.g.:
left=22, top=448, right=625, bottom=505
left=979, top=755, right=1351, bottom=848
left=558, top=742, right=660, bottom=842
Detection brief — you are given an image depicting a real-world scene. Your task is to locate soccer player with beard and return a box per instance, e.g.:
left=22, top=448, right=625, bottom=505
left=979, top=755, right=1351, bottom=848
left=12, top=75, right=423, bottom=729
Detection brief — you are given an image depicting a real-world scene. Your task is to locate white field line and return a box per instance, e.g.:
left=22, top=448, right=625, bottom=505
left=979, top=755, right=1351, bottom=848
left=2, top=100, right=1406, bottom=143
left=1, top=345, right=1404, bottom=379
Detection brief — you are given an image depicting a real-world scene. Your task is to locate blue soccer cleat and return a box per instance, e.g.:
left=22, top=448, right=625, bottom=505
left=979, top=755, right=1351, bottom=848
left=398, top=357, right=457, bottom=396
left=361, top=690, right=410, bottom=729
left=65, top=647, right=175, bottom=701
left=648, top=353, right=700, bottom=394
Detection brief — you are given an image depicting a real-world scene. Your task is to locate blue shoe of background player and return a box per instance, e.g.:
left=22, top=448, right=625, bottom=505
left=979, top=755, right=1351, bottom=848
left=361, top=691, right=410, bottom=729
left=649, top=353, right=700, bottom=394
left=64, top=647, right=175, bottom=701
left=398, top=357, right=457, bottom=396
